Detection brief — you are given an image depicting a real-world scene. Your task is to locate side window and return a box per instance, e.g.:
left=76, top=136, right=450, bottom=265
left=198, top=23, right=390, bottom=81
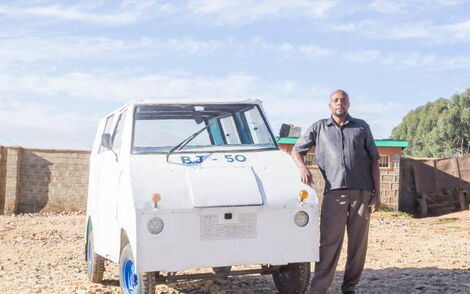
left=378, top=155, right=390, bottom=169
left=220, top=116, right=241, bottom=144
left=244, top=108, right=271, bottom=144
left=112, top=110, right=127, bottom=150
left=98, top=114, right=115, bottom=153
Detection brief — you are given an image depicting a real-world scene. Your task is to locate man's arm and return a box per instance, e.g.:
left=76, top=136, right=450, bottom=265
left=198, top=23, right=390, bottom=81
left=370, top=159, right=380, bottom=212
left=292, top=151, right=312, bottom=186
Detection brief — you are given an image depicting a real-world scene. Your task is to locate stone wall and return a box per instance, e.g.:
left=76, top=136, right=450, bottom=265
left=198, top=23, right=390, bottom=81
left=0, top=146, right=90, bottom=214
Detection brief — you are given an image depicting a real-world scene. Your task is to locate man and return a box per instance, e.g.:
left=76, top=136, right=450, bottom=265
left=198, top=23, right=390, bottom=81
left=291, top=89, right=380, bottom=294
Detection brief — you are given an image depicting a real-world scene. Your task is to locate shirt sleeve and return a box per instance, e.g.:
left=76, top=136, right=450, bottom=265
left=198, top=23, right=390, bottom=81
left=293, top=123, right=317, bottom=155
left=364, top=123, right=380, bottom=160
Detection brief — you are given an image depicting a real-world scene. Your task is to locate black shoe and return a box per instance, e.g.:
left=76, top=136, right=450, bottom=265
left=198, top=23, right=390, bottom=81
left=343, top=291, right=355, bottom=294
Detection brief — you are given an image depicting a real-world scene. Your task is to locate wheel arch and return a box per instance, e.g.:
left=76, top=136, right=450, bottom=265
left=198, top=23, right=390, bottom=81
left=120, top=228, right=131, bottom=256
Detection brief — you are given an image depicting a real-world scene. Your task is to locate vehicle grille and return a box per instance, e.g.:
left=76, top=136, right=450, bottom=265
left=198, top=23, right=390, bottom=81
left=200, top=212, right=257, bottom=241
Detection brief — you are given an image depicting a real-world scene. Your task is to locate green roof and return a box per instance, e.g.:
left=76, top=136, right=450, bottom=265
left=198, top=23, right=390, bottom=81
left=276, top=137, right=408, bottom=148
left=374, top=139, right=408, bottom=148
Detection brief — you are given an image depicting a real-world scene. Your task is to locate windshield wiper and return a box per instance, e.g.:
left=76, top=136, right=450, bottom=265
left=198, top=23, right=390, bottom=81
left=166, top=122, right=214, bottom=162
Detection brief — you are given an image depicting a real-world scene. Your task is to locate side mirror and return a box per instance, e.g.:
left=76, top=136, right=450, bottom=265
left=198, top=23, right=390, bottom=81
left=279, top=123, right=290, bottom=137
left=101, top=133, right=112, bottom=150
left=279, top=123, right=301, bottom=137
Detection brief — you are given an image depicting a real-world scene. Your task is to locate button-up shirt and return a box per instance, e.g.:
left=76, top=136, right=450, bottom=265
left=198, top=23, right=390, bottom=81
left=293, top=115, right=379, bottom=193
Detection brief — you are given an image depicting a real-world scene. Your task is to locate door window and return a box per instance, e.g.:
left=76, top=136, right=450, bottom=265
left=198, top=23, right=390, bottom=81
left=112, top=110, right=127, bottom=150
left=99, top=114, right=115, bottom=153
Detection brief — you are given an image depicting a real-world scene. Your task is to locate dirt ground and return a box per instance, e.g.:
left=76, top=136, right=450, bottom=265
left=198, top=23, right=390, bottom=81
left=0, top=210, right=469, bottom=294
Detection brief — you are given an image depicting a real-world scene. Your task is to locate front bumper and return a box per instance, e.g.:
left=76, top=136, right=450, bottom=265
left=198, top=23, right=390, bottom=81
left=135, top=205, right=319, bottom=272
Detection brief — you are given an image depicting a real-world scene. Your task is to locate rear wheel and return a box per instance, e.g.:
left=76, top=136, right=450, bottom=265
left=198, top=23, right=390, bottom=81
left=272, top=262, right=311, bottom=294
left=86, top=231, right=105, bottom=283
left=119, top=244, right=156, bottom=294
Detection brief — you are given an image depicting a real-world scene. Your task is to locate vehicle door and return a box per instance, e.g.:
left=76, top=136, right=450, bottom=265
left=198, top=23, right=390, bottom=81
left=97, top=110, right=127, bottom=261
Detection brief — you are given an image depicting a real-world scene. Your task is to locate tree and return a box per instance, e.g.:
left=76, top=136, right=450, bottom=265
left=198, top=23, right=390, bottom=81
left=390, top=88, right=470, bottom=158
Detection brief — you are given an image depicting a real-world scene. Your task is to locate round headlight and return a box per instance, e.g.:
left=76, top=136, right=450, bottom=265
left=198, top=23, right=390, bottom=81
left=294, top=211, right=309, bottom=227
left=147, top=217, right=164, bottom=234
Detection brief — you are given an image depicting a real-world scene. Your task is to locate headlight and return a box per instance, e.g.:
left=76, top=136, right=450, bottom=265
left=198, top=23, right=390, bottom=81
left=294, top=211, right=309, bottom=227
left=147, top=217, right=164, bottom=234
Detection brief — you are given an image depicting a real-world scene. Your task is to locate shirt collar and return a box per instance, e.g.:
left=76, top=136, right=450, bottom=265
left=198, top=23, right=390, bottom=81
left=327, top=114, right=354, bottom=126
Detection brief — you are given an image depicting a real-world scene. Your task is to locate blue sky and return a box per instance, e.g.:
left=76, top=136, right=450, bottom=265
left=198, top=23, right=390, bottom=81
left=0, top=0, right=469, bottom=149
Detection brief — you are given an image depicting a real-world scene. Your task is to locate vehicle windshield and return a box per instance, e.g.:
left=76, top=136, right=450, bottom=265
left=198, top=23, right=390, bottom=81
left=132, top=103, right=277, bottom=154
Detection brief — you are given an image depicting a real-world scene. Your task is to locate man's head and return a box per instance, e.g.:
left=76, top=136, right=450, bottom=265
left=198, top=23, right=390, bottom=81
left=328, top=89, right=350, bottom=118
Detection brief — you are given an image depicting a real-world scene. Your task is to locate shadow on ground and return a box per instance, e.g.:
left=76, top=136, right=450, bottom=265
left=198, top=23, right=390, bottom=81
left=101, top=267, right=470, bottom=294
left=335, top=267, right=470, bottom=294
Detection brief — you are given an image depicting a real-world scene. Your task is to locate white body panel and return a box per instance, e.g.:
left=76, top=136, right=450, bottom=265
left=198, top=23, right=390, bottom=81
left=86, top=99, right=319, bottom=273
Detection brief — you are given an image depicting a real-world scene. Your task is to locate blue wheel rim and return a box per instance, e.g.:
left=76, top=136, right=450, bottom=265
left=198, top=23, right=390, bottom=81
left=87, top=238, right=93, bottom=273
left=122, top=258, right=139, bottom=294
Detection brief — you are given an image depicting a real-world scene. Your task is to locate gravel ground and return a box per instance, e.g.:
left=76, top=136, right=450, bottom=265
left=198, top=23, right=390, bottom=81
left=0, top=210, right=469, bottom=294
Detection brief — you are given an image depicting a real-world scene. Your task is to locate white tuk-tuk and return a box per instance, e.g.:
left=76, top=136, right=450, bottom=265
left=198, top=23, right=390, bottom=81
left=85, top=99, right=319, bottom=294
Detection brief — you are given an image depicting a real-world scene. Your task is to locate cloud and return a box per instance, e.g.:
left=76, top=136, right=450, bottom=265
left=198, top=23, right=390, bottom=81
left=342, top=49, right=470, bottom=71
left=0, top=99, right=97, bottom=149
left=0, top=1, right=175, bottom=25
left=0, top=68, right=405, bottom=149
left=0, top=35, right=223, bottom=63
left=0, top=72, right=315, bottom=102
left=298, top=44, right=336, bottom=59
left=441, top=20, right=470, bottom=41
left=0, top=34, right=334, bottom=64
left=0, top=5, right=141, bottom=25
left=0, top=71, right=331, bottom=148
left=326, top=18, right=470, bottom=43
left=342, top=50, right=381, bottom=62
left=185, top=0, right=338, bottom=25
left=369, top=0, right=406, bottom=14
left=0, top=0, right=338, bottom=26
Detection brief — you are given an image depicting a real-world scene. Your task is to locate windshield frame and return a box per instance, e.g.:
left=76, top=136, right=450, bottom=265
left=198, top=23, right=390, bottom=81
left=130, top=103, right=279, bottom=154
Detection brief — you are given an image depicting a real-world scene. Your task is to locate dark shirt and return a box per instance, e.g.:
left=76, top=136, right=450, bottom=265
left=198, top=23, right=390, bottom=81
left=293, top=114, right=379, bottom=193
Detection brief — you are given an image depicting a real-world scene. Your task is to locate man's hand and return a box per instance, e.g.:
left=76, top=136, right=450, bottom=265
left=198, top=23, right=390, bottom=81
left=300, top=167, right=313, bottom=186
left=369, top=191, right=381, bottom=213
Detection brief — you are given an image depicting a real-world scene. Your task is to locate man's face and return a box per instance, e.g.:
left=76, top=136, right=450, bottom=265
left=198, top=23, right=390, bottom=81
left=328, top=92, right=350, bottom=117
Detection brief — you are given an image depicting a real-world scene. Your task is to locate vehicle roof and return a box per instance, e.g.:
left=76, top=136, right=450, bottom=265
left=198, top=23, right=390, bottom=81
left=132, top=98, right=262, bottom=105
left=104, top=99, right=263, bottom=117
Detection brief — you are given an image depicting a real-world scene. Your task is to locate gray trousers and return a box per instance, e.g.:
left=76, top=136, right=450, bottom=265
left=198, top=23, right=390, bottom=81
left=309, top=189, right=372, bottom=294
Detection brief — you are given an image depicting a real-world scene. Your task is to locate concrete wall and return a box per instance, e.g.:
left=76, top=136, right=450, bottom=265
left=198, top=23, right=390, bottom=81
left=0, top=146, right=90, bottom=214
left=398, top=156, right=470, bottom=215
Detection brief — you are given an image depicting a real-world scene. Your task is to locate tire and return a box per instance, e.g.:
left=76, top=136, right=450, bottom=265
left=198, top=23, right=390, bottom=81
left=86, top=231, right=105, bottom=283
left=272, top=262, right=311, bottom=294
left=119, top=244, right=156, bottom=294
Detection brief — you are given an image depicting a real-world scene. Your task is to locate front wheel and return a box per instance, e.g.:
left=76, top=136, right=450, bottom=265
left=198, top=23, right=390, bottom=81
left=86, top=230, right=105, bottom=283
left=119, top=244, right=156, bottom=294
left=272, top=262, right=311, bottom=294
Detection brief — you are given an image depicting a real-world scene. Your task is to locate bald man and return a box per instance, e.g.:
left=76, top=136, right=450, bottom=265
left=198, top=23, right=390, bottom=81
left=292, top=90, right=380, bottom=294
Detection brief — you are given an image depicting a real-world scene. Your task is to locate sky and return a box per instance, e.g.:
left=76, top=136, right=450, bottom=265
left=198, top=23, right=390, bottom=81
left=0, top=0, right=469, bottom=150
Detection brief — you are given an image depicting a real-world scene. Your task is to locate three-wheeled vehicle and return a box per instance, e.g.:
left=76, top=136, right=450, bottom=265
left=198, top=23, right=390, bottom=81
left=85, top=99, right=319, bottom=294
